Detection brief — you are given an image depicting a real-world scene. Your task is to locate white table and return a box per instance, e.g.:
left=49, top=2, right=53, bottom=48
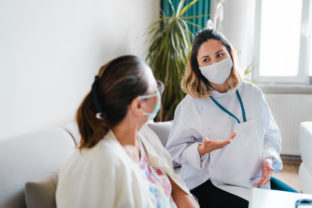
left=249, top=188, right=312, bottom=208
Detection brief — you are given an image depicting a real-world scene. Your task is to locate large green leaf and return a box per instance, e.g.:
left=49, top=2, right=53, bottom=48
left=146, top=0, right=205, bottom=121
left=178, top=0, right=198, bottom=17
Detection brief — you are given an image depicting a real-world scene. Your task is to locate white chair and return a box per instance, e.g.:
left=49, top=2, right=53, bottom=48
left=299, top=121, right=312, bottom=193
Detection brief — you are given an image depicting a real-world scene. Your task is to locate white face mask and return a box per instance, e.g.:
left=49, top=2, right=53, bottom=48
left=199, top=55, right=233, bottom=84
left=138, top=91, right=161, bottom=121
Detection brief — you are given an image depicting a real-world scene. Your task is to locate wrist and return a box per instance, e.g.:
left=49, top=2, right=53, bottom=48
left=264, top=157, right=275, bottom=172
left=198, top=143, right=204, bottom=156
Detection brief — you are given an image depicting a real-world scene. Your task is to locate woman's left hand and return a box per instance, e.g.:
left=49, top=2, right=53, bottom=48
left=253, top=158, right=274, bottom=187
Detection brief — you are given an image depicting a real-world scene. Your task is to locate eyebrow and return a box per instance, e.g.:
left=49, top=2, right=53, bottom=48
left=201, top=55, right=209, bottom=60
left=215, top=49, right=224, bottom=54
left=201, top=49, right=225, bottom=59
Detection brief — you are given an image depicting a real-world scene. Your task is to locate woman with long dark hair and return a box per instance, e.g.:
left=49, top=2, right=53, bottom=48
left=56, top=55, right=198, bottom=208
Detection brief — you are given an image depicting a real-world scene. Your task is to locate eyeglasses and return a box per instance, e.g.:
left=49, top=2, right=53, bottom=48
left=138, top=80, right=164, bottom=99
left=156, top=80, right=164, bottom=94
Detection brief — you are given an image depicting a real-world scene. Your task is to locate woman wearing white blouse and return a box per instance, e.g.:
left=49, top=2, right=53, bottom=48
left=56, top=55, right=198, bottom=208
left=166, top=29, right=283, bottom=207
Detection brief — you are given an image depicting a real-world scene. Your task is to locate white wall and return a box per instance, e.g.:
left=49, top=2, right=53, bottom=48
left=210, top=0, right=256, bottom=78
left=0, top=0, right=160, bottom=140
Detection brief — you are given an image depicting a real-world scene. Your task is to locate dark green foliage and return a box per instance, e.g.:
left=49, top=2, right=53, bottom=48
left=146, top=0, right=209, bottom=121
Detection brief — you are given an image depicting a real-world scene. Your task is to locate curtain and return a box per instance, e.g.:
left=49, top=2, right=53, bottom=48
left=161, top=0, right=210, bottom=36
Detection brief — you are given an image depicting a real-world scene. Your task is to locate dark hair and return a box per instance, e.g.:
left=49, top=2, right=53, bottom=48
left=182, top=28, right=241, bottom=98
left=76, top=55, right=148, bottom=149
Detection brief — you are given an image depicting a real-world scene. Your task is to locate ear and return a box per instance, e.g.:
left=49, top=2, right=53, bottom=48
left=129, top=97, right=144, bottom=116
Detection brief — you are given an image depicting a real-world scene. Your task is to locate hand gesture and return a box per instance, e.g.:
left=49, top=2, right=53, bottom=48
left=198, top=131, right=236, bottom=156
left=253, top=158, right=274, bottom=187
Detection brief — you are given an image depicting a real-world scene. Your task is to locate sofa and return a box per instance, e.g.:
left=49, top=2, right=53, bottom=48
left=0, top=122, right=172, bottom=208
left=299, top=121, right=312, bottom=194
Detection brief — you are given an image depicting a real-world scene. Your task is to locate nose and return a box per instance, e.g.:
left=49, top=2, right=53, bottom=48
left=207, top=58, right=219, bottom=66
left=213, top=55, right=227, bottom=64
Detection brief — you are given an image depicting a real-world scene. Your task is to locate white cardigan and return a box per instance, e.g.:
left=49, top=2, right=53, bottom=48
left=56, top=125, right=193, bottom=208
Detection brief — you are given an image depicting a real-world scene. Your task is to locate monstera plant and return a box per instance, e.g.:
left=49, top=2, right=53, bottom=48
left=146, top=0, right=206, bottom=121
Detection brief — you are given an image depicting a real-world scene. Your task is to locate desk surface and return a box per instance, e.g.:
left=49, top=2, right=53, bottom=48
left=249, top=188, right=312, bottom=208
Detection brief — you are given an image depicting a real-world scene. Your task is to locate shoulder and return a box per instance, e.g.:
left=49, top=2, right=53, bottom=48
left=238, top=80, right=263, bottom=97
left=60, top=137, right=127, bottom=178
left=56, top=135, right=144, bottom=207
left=139, top=125, right=176, bottom=171
left=139, top=124, right=163, bottom=146
left=139, top=124, right=170, bottom=157
left=176, top=94, right=207, bottom=113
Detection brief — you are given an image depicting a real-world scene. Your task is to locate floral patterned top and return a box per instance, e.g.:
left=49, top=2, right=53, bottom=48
left=137, top=139, right=173, bottom=208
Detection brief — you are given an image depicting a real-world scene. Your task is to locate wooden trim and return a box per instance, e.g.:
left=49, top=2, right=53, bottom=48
left=281, top=154, right=302, bottom=166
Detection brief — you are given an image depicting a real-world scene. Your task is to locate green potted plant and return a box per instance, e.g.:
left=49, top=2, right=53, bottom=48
left=146, top=0, right=207, bottom=121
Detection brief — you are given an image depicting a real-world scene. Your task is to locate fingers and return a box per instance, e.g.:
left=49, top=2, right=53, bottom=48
left=253, top=161, right=274, bottom=187
left=262, top=175, right=271, bottom=185
left=253, top=176, right=266, bottom=187
left=253, top=175, right=271, bottom=187
left=253, top=167, right=272, bottom=186
left=218, top=139, right=231, bottom=148
left=218, top=131, right=237, bottom=147
left=253, top=178, right=263, bottom=187
left=227, top=131, right=237, bottom=141
left=200, top=132, right=236, bottom=153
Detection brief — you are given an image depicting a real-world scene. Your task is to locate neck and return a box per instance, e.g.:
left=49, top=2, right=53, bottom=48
left=210, top=82, right=228, bottom=93
left=112, top=117, right=139, bottom=147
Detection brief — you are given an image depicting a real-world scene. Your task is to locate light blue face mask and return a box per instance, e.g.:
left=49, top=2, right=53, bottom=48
left=138, top=91, right=161, bottom=121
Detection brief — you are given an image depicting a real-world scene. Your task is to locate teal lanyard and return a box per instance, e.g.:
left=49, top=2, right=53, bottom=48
left=210, top=89, right=246, bottom=123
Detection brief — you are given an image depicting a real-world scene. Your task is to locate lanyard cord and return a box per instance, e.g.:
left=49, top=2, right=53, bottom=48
left=210, top=89, right=246, bottom=123
left=235, top=89, right=246, bottom=123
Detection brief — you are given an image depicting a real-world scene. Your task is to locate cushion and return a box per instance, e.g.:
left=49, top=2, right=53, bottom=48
left=299, top=162, right=312, bottom=194
left=147, top=121, right=172, bottom=147
left=25, top=174, right=58, bottom=208
left=147, top=121, right=181, bottom=168
left=299, top=122, right=312, bottom=173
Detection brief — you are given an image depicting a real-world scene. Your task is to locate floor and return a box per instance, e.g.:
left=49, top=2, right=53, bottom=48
left=272, top=164, right=301, bottom=192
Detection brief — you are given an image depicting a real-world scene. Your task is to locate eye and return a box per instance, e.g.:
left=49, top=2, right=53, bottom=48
left=216, top=53, right=225, bottom=58
left=203, top=57, right=210, bottom=62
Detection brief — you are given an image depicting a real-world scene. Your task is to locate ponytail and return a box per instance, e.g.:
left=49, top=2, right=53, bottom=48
left=76, top=92, right=110, bottom=150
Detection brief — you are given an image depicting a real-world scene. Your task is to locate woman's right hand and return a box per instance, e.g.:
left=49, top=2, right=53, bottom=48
left=198, top=131, right=236, bottom=156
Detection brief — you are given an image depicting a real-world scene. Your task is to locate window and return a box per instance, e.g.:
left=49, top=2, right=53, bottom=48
left=310, top=30, right=312, bottom=76
left=254, top=0, right=312, bottom=83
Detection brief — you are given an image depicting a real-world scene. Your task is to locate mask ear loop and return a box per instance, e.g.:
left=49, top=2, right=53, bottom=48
left=91, top=76, right=104, bottom=119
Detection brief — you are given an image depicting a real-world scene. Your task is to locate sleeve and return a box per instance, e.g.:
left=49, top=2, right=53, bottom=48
left=166, top=99, right=209, bottom=170
left=259, top=90, right=283, bottom=172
